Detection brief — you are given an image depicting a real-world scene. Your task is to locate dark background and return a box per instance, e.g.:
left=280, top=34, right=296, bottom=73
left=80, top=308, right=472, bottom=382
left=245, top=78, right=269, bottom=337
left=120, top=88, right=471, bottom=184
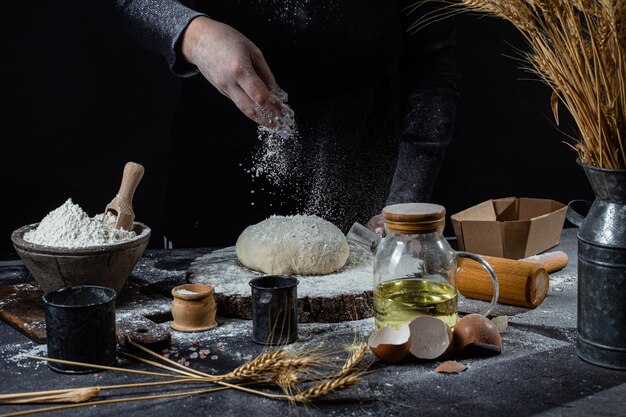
left=3, top=2, right=592, bottom=253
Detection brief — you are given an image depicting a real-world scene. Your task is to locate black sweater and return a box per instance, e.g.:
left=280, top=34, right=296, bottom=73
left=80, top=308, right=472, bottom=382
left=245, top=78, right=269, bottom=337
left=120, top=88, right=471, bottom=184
left=112, top=0, right=459, bottom=245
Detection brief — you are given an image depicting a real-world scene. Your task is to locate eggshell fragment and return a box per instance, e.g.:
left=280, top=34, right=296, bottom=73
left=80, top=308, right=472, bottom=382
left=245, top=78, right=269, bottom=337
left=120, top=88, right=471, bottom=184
left=491, top=315, right=508, bottom=333
left=435, top=360, right=468, bottom=374
left=454, top=313, right=502, bottom=355
left=368, top=325, right=411, bottom=363
left=408, top=316, right=453, bottom=360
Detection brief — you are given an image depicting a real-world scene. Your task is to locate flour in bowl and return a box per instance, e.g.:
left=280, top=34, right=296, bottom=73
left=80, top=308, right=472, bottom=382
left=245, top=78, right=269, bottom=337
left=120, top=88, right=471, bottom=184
left=23, top=198, right=138, bottom=248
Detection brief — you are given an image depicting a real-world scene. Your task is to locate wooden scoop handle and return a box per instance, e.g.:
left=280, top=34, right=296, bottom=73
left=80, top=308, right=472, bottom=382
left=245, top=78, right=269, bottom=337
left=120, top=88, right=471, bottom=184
left=105, top=162, right=144, bottom=230
left=117, top=162, right=144, bottom=204
left=457, top=251, right=569, bottom=309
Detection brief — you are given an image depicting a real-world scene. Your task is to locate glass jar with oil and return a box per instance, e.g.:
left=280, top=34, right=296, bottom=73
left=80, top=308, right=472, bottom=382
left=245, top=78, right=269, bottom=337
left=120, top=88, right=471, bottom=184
left=373, top=203, right=499, bottom=330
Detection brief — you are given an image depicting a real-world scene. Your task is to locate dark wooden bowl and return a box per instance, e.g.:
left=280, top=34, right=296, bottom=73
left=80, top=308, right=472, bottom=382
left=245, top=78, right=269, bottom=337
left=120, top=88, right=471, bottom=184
left=11, top=222, right=151, bottom=295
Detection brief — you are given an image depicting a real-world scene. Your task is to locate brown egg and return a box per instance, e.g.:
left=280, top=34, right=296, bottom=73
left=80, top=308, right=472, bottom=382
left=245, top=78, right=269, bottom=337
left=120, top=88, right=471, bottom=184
left=368, top=325, right=411, bottom=363
left=453, top=313, right=502, bottom=355
left=408, top=316, right=453, bottom=360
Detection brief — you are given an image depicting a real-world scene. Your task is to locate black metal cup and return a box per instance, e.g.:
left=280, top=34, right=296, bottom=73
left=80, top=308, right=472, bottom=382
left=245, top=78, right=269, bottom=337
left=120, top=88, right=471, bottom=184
left=43, top=285, right=117, bottom=373
left=249, top=276, right=298, bottom=345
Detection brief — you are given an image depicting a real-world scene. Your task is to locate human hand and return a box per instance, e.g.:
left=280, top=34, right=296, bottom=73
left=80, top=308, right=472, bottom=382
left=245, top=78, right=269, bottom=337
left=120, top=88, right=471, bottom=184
left=366, top=214, right=385, bottom=237
left=181, top=16, right=293, bottom=132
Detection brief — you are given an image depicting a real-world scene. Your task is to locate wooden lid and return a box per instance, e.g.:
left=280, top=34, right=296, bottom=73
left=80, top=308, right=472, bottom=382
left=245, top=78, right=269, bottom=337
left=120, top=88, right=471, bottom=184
left=382, top=203, right=446, bottom=233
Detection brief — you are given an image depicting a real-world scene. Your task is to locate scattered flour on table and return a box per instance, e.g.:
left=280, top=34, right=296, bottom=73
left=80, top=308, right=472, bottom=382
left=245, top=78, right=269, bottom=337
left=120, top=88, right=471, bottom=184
left=166, top=317, right=374, bottom=364
left=1, top=342, right=47, bottom=369
left=522, top=253, right=577, bottom=291
left=549, top=272, right=577, bottom=288
left=23, top=198, right=140, bottom=248
left=160, top=300, right=375, bottom=370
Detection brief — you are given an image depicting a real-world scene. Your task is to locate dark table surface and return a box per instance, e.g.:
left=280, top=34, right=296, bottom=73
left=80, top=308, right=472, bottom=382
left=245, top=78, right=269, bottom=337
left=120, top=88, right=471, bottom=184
left=1, top=227, right=625, bottom=417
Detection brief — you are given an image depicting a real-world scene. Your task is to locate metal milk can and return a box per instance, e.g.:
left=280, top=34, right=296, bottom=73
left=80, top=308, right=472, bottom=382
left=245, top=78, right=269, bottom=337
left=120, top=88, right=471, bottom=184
left=568, top=159, right=626, bottom=369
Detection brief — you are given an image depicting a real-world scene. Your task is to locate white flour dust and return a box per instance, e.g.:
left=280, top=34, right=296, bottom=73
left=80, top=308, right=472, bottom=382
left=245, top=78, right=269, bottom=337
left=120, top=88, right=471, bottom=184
left=249, top=124, right=302, bottom=190
left=174, top=289, right=198, bottom=295
left=246, top=105, right=338, bottom=219
left=246, top=98, right=307, bottom=212
left=23, top=198, right=140, bottom=248
left=262, top=0, right=312, bottom=27
left=549, top=272, right=577, bottom=289
left=245, top=79, right=389, bottom=229
left=1, top=342, right=47, bottom=369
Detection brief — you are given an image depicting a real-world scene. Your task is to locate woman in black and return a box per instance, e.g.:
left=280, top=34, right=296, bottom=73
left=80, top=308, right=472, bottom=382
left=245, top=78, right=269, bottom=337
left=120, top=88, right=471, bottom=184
left=113, top=0, right=459, bottom=247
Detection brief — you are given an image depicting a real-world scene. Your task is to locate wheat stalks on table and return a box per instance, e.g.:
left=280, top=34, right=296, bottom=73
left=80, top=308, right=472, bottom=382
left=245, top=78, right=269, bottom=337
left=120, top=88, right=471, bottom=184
left=117, top=350, right=210, bottom=379
left=337, top=343, right=368, bottom=377
left=292, top=374, right=362, bottom=404
left=125, top=336, right=295, bottom=383
left=275, top=356, right=320, bottom=370
left=6, top=338, right=371, bottom=416
left=0, top=379, right=206, bottom=405
left=26, top=355, right=188, bottom=379
left=0, top=386, right=233, bottom=417
left=124, top=336, right=214, bottom=379
left=272, top=369, right=300, bottom=386
left=224, top=349, right=287, bottom=380
left=25, top=352, right=286, bottom=402
left=0, top=388, right=100, bottom=405
left=276, top=342, right=370, bottom=406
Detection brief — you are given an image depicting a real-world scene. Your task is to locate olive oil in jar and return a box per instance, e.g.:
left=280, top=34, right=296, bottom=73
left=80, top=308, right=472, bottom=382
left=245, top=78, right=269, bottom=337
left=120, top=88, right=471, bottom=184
left=374, top=278, right=458, bottom=329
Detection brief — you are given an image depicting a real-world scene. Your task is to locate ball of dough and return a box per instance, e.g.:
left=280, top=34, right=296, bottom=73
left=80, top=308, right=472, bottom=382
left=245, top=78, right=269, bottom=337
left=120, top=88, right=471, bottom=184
left=236, top=215, right=350, bottom=275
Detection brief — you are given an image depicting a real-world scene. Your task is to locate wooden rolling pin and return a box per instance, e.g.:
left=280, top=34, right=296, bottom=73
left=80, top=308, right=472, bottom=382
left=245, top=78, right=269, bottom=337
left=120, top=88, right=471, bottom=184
left=457, top=251, right=569, bottom=308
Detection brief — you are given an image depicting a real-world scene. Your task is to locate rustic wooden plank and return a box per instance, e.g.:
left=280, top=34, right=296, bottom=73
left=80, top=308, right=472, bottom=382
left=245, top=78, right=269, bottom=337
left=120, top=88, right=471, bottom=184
left=0, top=283, right=46, bottom=342
left=0, top=282, right=172, bottom=346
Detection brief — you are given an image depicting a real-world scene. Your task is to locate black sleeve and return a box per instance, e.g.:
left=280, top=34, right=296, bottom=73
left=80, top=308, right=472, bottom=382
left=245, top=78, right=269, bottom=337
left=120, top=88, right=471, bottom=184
left=112, top=0, right=206, bottom=77
left=387, top=1, right=460, bottom=205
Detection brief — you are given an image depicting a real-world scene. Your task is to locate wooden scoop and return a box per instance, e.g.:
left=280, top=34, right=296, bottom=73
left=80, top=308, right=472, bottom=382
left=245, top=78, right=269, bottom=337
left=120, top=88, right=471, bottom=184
left=104, top=162, right=145, bottom=231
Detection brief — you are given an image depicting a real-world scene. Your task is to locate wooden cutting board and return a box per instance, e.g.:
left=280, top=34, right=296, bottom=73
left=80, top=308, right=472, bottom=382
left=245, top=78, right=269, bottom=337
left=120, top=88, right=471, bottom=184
left=0, top=281, right=173, bottom=349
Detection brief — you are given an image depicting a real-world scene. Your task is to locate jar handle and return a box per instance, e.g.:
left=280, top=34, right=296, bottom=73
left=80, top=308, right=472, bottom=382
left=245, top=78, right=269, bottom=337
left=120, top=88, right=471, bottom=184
left=456, top=252, right=500, bottom=317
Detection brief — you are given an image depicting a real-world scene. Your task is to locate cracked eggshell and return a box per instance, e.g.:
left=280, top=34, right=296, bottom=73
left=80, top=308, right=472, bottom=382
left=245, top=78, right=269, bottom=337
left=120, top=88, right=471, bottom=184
left=435, top=360, right=468, bottom=374
left=368, top=324, right=411, bottom=363
left=408, top=316, right=453, bottom=360
left=454, top=313, right=502, bottom=354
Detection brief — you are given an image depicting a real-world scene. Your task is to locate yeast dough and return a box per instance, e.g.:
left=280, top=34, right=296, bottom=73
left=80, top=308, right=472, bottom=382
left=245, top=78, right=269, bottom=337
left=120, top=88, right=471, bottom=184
left=235, top=215, right=350, bottom=275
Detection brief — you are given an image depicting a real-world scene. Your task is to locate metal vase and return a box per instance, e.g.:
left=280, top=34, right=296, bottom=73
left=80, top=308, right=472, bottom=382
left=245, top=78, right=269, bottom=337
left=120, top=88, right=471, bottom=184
left=249, top=275, right=298, bottom=345
left=572, top=159, right=626, bottom=370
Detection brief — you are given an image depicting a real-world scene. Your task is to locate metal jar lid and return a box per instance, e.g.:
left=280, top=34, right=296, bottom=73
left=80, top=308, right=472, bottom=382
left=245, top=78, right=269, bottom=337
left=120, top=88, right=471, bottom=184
left=382, top=203, right=446, bottom=233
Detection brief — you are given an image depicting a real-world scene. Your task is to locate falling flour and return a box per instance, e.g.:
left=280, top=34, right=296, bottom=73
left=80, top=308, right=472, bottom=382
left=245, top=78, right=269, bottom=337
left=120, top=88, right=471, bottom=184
left=246, top=100, right=391, bottom=232
left=250, top=124, right=302, bottom=189
left=247, top=106, right=324, bottom=217
left=23, top=198, right=139, bottom=248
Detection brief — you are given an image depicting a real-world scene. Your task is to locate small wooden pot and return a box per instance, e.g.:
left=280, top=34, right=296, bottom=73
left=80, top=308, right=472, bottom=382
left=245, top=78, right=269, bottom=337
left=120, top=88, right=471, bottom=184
left=171, top=284, right=218, bottom=332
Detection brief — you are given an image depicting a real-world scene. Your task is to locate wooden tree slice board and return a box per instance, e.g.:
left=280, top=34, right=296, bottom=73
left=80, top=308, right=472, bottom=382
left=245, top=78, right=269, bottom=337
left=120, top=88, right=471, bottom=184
left=187, top=243, right=374, bottom=323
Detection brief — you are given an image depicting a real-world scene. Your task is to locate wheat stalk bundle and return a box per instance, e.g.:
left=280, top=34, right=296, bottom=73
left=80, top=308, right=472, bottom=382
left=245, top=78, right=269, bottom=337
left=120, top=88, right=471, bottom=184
left=0, top=339, right=370, bottom=417
left=417, top=0, right=626, bottom=169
